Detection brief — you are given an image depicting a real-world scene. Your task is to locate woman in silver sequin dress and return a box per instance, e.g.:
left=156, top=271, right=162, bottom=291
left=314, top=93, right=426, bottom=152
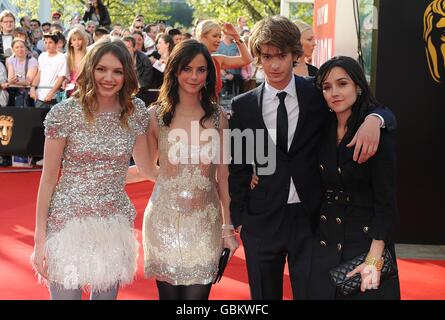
left=31, top=38, right=157, bottom=300
left=139, top=40, right=239, bottom=299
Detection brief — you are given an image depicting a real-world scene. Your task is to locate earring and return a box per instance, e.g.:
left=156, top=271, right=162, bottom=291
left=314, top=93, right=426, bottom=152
left=329, top=108, right=333, bottom=112
left=357, top=88, right=362, bottom=96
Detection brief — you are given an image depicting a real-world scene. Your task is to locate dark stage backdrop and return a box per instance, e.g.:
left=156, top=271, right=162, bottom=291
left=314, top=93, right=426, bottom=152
left=375, top=0, right=445, bottom=244
left=0, top=107, right=48, bottom=157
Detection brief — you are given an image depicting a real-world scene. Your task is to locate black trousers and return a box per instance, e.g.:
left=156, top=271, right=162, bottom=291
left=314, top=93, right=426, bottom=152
left=240, top=204, right=313, bottom=300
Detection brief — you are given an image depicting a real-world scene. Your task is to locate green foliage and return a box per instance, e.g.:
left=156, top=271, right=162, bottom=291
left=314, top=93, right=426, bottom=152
left=10, top=0, right=40, bottom=19
left=290, top=3, right=314, bottom=25
left=187, top=0, right=313, bottom=27
left=12, top=0, right=169, bottom=28
left=166, top=2, right=194, bottom=28
left=12, top=0, right=313, bottom=29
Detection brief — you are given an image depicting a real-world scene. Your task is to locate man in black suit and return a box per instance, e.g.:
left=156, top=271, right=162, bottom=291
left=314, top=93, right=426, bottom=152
left=228, top=16, right=395, bottom=300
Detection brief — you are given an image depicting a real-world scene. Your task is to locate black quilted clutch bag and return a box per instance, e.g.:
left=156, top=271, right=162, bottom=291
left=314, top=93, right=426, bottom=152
left=213, top=248, right=231, bottom=284
left=328, top=248, right=398, bottom=298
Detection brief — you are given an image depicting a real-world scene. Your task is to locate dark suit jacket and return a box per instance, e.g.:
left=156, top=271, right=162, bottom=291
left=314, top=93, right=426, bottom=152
left=0, top=34, right=4, bottom=65
left=229, top=75, right=396, bottom=238
left=135, top=51, right=154, bottom=90
left=83, top=5, right=111, bottom=28
left=0, top=33, right=10, bottom=65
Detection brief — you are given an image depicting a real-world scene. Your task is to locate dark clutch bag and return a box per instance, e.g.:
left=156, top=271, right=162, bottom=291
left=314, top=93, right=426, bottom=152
left=328, top=248, right=398, bottom=298
left=213, top=248, right=231, bottom=284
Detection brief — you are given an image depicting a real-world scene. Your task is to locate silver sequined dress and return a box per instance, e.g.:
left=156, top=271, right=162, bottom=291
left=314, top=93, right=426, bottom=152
left=142, top=106, right=224, bottom=285
left=41, top=98, right=149, bottom=292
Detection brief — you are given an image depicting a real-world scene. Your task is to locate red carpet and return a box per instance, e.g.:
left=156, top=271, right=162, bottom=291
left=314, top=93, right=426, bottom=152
left=1, top=171, right=444, bottom=300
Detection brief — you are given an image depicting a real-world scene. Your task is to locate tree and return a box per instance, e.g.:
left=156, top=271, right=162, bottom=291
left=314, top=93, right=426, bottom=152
left=10, top=0, right=39, bottom=19
left=165, top=2, right=194, bottom=28
left=11, top=0, right=169, bottom=28
left=187, top=0, right=313, bottom=27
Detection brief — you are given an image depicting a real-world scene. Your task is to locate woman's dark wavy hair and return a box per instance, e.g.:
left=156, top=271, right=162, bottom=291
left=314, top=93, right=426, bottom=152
left=157, top=33, right=175, bottom=55
left=94, top=0, right=105, bottom=7
left=156, top=39, right=217, bottom=128
left=315, top=56, right=381, bottom=141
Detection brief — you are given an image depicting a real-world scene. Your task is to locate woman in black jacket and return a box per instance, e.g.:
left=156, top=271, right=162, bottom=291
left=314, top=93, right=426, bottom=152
left=308, top=56, right=400, bottom=300
left=83, top=0, right=111, bottom=29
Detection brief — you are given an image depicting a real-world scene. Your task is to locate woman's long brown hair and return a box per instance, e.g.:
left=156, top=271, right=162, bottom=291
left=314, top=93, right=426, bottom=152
left=156, top=39, right=217, bottom=128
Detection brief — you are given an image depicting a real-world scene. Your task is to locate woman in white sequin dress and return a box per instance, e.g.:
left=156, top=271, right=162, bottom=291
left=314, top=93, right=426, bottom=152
left=31, top=38, right=157, bottom=300
left=139, top=40, right=239, bottom=299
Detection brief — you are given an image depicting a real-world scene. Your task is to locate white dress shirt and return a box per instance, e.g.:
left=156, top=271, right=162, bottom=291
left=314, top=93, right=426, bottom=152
left=262, top=77, right=301, bottom=204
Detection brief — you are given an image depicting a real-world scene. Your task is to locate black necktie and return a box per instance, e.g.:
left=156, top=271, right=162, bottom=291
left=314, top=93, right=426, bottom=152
left=276, top=92, right=288, bottom=153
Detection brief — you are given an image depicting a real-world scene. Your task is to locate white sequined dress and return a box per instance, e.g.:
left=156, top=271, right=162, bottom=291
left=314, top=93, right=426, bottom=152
left=142, top=106, right=224, bottom=285
left=40, top=98, right=149, bottom=292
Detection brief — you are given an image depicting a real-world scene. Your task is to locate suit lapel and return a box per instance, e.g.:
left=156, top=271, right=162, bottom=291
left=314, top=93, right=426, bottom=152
left=255, top=82, right=267, bottom=129
left=322, top=121, right=345, bottom=189
left=289, top=75, right=308, bottom=154
left=255, top=82, right=280, bottom=137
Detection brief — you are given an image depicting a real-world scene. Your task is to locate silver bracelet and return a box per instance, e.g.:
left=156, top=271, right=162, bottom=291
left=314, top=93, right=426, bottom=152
left=222, top=224, right=235, bottom=230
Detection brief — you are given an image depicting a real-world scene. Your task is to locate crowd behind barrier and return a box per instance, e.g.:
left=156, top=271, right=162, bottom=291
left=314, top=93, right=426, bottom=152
left=0, top=8, right=267, bottom=167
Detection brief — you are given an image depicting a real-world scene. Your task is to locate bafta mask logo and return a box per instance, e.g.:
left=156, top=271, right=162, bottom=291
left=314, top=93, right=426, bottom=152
left=423, top=0, right=445, bottom=83
left=0, top=115, right=14, bottom=146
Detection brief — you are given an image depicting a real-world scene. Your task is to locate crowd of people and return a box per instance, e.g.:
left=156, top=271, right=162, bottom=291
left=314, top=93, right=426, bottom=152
left=0, top=5, right=401, bottom=301
left=0, top=6, right=274, bottom=166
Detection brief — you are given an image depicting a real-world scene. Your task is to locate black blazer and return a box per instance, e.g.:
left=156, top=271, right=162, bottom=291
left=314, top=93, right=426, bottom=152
left=0, top=33, right=8, bottom=65
left=307, top=63, right=318, bottom=77
left=229, top=75, right=396, bottom=238
left=308, top=122, right=400, bottom=300
left=135, top=51, right=154, bottom=90
left=317, top=119, right=398, bottom=248
left=82, top=5, right=111, bottom=28
left=0, top=35, right=4, bottom=64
